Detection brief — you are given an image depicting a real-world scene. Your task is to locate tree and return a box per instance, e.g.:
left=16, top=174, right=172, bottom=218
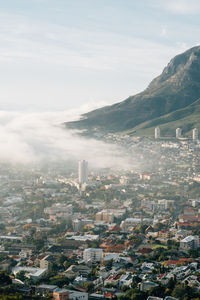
left=56, top=254, right=67, bottom=266
left=171, top=284, right=199, bottom=300
left=131, top=276, right=141, bottom=288
left=83, top=282, right=94, bottom=292
left=148, top=285, right=165, bottom=298
left=136, top=224, right=148, bottom=234
left=48, top=275, right=69, bottom=287
left=154, top=222, right=165, bottom=231
left=16, top=271, right=26, bottom=282
left=0, top=272, right=12, bottom=285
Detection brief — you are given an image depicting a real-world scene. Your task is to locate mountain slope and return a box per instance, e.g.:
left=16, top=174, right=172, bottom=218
left=125, top=98, right=200, bottom=137
left=66, top=46, right=200, bottom=134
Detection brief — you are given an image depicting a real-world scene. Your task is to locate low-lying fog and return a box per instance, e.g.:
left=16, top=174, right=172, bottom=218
left=0, top=105, right=134, bottom=170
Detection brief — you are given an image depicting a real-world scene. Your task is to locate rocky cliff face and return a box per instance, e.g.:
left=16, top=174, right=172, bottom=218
left=66, top=46, right=200, bottom=135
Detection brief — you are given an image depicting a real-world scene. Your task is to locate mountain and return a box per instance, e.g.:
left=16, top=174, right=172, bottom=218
left=66, top=46, right=200, bottom=136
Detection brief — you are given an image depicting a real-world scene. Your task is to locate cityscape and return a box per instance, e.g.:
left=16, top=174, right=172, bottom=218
left=1, top=131, right=200, bottom=299
left=1, top=1, right=200, bottom=300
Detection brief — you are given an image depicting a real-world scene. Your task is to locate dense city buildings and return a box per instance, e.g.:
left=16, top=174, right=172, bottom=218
left=1, top=135, right=200, bottom=298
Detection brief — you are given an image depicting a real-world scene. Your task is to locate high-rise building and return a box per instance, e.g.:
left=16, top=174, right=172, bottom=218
left=155, top=127, right=160, bottom=139
left=176, top=128, right=182, bottom=138
left=78, top=160, right=88, bottom=184
left=193, top=128, right=198, bottom=140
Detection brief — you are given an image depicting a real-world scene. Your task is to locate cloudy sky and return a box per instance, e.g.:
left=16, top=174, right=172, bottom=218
left=0, top=0, right=200, bottom=111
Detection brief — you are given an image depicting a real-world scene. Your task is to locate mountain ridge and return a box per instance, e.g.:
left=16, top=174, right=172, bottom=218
left=66, top=45, right=200, bottom=136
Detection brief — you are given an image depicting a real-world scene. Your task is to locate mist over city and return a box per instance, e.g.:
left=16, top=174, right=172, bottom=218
left=0, top=108, right=131, bottom=169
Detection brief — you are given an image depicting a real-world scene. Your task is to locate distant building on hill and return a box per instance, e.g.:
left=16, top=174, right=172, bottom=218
left=155, top=127, right=160, bottom=139
left=192, top=128, right=198, bottom=140
left=176, top=127, right=182, bottom=138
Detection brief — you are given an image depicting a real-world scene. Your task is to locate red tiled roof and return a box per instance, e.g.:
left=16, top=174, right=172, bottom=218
left=136, top=248, right=153, bottom=254
left=109, top=225, right=121, bottom=232
left=104, top=292, right=116, bottom=298
left=177, top=222, right=196, bottom=227
left=164, top=258, right=194, bottom=266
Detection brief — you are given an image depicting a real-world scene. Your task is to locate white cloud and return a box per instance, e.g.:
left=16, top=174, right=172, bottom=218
left=0, top=11, right=184, bottom=73
left=154, top=0, right=200, bottom=15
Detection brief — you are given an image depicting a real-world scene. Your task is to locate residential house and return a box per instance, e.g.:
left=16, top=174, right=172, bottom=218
left=64, top=264, right=91, bottom=279
left=119, top=273, right=133, bottom=287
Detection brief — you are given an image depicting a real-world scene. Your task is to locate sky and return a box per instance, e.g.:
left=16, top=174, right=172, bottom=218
left=0, top=0, right=200, bottom=112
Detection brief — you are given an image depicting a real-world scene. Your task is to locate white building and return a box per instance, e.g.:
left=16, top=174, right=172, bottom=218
left=78, top=160, right=88, bottom=184
left=176, top=128, right=182, bottom=138
left=12, top=267, right=47, bottom=282
left=83, top=248, right=103, bottom=263
left=68, top=289, right=88, bottom=300
left=119, top=273, right=133, bottom=287
left=193, top=128, right=198, bottom=140
left=120, top=217, right=152, bottom=231
left=155, top=127, right=161, bottom=139
left=53, top=288, right=88, bottom=300
left=180, top=235, right=199, bottom=250
left=157, top=199, right=175, bottom=209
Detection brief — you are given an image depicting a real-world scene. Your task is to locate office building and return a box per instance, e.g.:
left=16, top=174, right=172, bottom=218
left=78, top=160, right=88, bottom=184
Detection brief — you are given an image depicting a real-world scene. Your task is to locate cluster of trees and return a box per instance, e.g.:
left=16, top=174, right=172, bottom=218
left=0, top=272, right=11, bottom=285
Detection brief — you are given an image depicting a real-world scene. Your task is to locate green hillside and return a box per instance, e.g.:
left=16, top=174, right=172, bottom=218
left=124, top=99, right=200, bottom=137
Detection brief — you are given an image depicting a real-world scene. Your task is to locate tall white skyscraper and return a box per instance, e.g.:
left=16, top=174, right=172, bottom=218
left=176, top=128, right=182, bottom=138
left=155, top=127, right=160, bottom=139
left=193, top=128, right=198, bottom=140
left=78, top=160, right=88, bottom=184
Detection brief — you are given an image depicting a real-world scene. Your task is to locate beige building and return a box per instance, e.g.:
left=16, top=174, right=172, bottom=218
left=40, top=255, right=54, bottom=269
